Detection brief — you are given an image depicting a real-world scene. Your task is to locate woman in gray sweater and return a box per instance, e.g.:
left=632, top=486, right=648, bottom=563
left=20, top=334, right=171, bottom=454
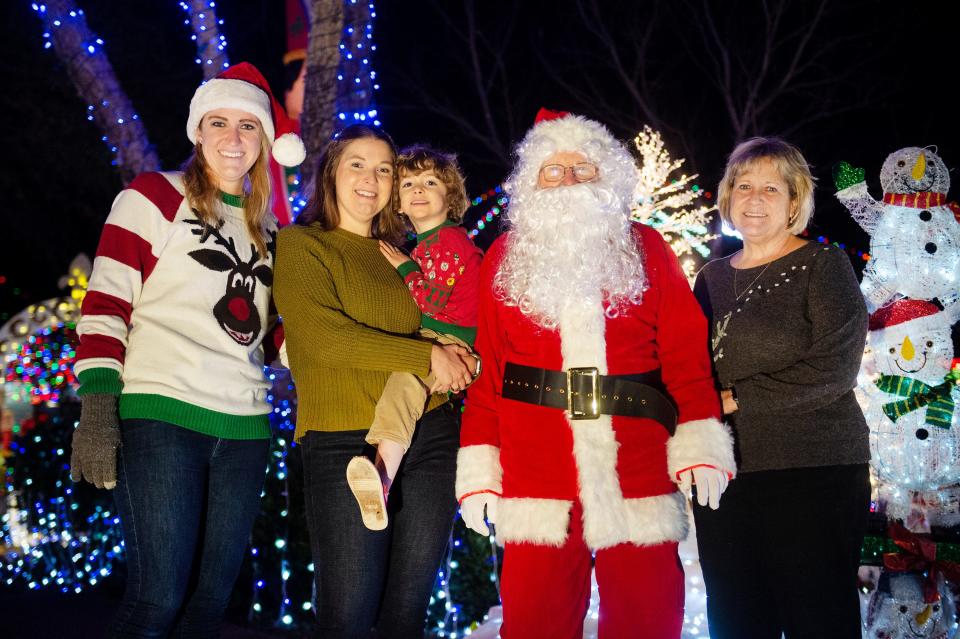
left=693, top=137, right=870, bottom=639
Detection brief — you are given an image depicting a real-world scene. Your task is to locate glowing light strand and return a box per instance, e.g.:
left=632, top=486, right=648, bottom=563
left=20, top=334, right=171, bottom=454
left=335, top=1, right=380, bottom=128
left=466, top=187, right=508, bottom=240
left=29, top=0, right=159, bottom=185
left=178, top=0, right=230, bottom=76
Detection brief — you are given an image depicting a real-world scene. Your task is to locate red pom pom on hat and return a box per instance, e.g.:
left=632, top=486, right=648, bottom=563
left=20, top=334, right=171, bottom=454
left=187, top=62, right=306, bottom=167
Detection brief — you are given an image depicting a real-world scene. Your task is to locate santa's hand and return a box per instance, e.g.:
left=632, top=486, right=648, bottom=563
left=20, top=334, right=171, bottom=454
left=460, top=493, right=498, bottom=536
left=678, top=466, right=728, bottom=510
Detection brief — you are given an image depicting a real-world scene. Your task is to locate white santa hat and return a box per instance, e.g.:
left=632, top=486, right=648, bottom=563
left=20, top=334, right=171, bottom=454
left=186, top=61, right=306, bottom=167
left=504, top=108, right=638, bottom=209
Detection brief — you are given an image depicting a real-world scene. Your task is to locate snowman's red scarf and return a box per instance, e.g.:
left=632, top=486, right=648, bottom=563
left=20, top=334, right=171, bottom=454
left=882, top=191, right=946, bottom=208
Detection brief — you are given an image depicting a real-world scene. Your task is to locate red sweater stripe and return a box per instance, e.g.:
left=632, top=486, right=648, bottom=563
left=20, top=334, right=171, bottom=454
left=128, top=172, right=185, bottom=222
left=96, top=224, right=159, bottom=279
left=75, top=332, right=127, bottom=364
left=81, top=289, right=134, bottom=325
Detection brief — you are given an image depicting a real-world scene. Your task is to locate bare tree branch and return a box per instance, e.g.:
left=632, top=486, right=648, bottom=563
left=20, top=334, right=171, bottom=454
left=33, top=0, right=160, bottom=185
left=181, top=0, right=230, bottom=79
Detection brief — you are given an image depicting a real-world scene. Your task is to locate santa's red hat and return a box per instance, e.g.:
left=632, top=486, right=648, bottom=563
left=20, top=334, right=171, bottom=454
left=186, top=62, right=306, bottom=167
left=505, top=107, right=638, bottom=204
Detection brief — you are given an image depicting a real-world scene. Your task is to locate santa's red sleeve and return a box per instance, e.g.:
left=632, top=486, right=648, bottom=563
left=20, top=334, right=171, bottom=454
left=455, top=236, right=508, bottom=502
left=638, top=226, right=736, bottom=481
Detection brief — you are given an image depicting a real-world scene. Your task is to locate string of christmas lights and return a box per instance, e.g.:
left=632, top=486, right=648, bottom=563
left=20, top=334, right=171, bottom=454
left=29, top=0, right=159, bottom=185
left=178, top=0, right=229, bottom=77
left=335, top=0, right=380, bottom=128
left=466, top=187, right=508, bottom=240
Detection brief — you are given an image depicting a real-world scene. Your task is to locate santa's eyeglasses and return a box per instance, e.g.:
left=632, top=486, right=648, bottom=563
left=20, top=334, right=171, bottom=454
left=539, top=162, right=599, bottom=183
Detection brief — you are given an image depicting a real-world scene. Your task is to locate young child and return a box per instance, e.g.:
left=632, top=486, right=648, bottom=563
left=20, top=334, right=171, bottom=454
left=346, top=145, right=483, bottom=530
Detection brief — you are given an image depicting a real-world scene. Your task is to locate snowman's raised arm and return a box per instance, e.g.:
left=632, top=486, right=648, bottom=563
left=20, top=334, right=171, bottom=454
left=834, top=161, right=883, bottom=235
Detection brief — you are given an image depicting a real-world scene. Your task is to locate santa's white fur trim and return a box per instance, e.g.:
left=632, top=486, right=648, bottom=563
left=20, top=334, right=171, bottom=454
left=455, top=445, right=502, bottom=500
left=667, top=418, right=737, bottom=480
left=187, top=78, right=274, bottom=143
left=494, top=493, right=689, bottom=549
left=504, top=115, right=638, bottom=227
left=622, top=492, right=690, bottom=546
left=271, top=132, right=306, bottom=167
left=496, top=498, right=572, bottom=547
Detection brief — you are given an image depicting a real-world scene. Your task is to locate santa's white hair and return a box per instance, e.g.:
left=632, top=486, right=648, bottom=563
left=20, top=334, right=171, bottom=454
left=495, top=114, right=646, bottom=328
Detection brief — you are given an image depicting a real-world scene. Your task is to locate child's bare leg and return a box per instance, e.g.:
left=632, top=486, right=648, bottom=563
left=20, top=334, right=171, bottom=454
left=375, top=439, right=406, bottom=493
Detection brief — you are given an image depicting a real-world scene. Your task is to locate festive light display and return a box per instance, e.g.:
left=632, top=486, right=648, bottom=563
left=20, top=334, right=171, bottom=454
left=836, top=147, right=960, bottom=312
left=178, top=0, right=229, bottom=77
left=1, top=257, right=124, bottom=594
left=29, top=0, right=159, bottom=184
left=466, top=187, right=508, bottom=240
left=335, top=1, right=381, bottom=128
left=630, top=126, right=717, bottom=281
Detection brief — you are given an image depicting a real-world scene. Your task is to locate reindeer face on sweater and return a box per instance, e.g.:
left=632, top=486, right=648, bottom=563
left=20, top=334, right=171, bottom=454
left=185, top=216, right=274, bottom=346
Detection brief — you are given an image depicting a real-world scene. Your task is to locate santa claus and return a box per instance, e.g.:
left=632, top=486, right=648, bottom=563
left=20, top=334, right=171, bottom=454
left=456, top=110, right=736, bottom=638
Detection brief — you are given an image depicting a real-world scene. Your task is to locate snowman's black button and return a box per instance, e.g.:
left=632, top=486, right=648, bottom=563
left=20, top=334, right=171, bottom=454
left=916, top=428, right=929, bottom=440
left=919, top=210, right=932, bottom=221
left=925, top=242, right=937, bottom=254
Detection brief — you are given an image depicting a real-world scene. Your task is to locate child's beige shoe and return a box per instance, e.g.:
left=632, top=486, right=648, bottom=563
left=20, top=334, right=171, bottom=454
left=346, top=456, right=388, bottom=531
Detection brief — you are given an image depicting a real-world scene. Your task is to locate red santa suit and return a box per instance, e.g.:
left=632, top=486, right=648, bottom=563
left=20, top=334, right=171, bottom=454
left=457, top=222, right=735, bottom=638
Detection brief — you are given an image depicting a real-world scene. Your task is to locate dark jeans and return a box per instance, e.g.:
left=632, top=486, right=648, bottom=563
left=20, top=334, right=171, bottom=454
left=693, top=463, right=870, bottom=639
left=107, top=419, right=270, bottom=639
left=301, top=403, right=460, bottom=639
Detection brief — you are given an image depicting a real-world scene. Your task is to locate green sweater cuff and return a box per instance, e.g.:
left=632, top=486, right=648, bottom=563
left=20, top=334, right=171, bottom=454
left=421, top=316, right=477, bottom=347
left=396, top=261, right=420, bottom=278
left=78, top=368, right=123, bottom=396
left=119, top=394, right=271, bottom=440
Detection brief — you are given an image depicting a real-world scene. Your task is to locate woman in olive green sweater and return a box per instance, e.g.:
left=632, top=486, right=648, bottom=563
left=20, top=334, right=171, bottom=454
left=273, top=125, right=473, bottom=639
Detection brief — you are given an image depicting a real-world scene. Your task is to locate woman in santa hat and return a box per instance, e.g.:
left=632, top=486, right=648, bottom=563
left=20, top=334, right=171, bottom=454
left=70, top=62, right=304, bottom=636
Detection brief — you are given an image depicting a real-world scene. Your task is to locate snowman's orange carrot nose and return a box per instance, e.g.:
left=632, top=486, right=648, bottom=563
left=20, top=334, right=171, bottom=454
left=901, top=335, right=915, bottom=361
left=912, top=152, right=926, bottom=180
left=915, top=603, right=932, bottom=627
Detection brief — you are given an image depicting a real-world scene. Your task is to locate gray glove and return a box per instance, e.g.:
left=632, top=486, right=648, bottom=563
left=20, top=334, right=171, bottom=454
left=70, top=393, right=121, bottom=489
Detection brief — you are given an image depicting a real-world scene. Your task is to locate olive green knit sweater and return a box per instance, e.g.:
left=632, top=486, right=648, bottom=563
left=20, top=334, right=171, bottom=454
left=274, top=224, right=443, bottom=442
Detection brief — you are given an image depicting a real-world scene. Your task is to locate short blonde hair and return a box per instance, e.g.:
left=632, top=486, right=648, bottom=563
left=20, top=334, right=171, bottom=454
left=717, top=137, right=815, bottom=235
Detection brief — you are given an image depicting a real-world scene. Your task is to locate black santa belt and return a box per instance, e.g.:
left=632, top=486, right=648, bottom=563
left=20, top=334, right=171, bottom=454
left=501, top=362, right=678, bottom=435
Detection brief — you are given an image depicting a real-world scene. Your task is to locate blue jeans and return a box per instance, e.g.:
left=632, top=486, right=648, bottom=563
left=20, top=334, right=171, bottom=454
left=106, top=419, right=270, bottom=638
left=301, top=403, right=460, bottom=639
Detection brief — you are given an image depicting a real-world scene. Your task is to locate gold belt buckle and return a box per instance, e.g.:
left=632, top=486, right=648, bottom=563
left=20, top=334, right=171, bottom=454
left=567, top=367, right=600, bottom=420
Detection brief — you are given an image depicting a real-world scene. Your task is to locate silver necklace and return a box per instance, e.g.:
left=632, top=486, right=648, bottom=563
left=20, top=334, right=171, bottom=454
left=733, top=259, right=772, bottom=301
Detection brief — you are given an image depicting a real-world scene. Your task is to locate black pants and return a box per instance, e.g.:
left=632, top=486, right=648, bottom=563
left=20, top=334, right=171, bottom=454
left=693, top=463, right=870, bottom=639
left=300, top=403, right=460, bottom=639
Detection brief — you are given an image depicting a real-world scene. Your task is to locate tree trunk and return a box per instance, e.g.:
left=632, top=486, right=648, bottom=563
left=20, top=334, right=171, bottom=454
left=300, top=0, right=343, bottom=190
left=35, top=0, right=160, bottom=185
left=181, top=0, right=230, bottom=79
left=336, top=1, right=378, bottom=130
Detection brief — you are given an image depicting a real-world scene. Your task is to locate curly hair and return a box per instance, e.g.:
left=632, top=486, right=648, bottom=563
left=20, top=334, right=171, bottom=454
left=395, top=144, right=469, bottom=222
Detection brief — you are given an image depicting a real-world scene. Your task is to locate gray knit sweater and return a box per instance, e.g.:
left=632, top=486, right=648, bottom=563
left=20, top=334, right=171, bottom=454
left=693, top=242, right=870, bottom=473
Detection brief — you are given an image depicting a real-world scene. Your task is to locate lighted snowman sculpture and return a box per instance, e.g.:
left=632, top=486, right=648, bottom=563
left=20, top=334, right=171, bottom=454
left=863, top=300, right=960, bottom=522
left=835, top=147, right=960, bottom=312
left=862, top=570, right=957, bottom=639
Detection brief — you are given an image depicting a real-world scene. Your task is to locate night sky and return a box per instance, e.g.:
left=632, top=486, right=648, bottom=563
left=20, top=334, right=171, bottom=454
left=3, top=0, right=958, bottom=318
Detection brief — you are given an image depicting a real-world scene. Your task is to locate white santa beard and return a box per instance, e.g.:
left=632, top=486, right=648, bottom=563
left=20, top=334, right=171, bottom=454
left=496, top=182, right=646, bottom=328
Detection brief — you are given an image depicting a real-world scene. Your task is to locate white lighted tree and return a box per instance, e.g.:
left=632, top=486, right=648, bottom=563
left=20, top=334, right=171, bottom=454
left=630, top=126, right=717, bottom=281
